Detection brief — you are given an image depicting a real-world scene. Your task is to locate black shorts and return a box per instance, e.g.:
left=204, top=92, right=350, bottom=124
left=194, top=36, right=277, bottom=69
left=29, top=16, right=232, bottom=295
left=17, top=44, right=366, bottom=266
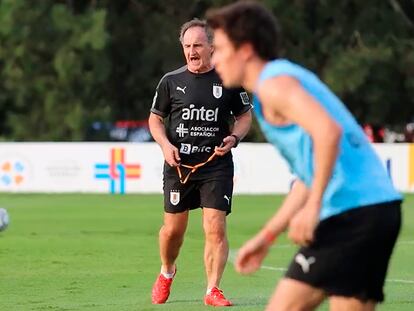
left=285, top=200, right=402, bottom=302
left=163, top=172, right=234, bottom=215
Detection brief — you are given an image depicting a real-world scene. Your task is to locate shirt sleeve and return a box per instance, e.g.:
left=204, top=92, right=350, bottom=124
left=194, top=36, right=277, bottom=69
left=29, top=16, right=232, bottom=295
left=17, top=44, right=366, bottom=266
left=230, top=88, right=253, bottom=117
left=150, top=76, right=171, bottom=118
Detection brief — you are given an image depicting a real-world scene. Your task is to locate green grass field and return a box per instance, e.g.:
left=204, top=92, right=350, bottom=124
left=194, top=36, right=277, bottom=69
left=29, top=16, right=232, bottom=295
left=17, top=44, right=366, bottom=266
left=0, top=193, right=413, bottom=311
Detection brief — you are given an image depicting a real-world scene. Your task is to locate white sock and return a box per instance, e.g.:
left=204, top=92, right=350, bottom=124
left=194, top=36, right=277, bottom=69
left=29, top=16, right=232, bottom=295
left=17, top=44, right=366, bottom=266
left=161, top=271, right=175, bottom=279
left=160, top=267, right=175, bottom=279
left=206, top=288, right=213, bottom=294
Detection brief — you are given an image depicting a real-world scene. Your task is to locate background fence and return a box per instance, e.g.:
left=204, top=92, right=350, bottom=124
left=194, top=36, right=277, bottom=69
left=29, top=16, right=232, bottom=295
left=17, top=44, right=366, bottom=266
left=0, top=142, right=412, bottom=194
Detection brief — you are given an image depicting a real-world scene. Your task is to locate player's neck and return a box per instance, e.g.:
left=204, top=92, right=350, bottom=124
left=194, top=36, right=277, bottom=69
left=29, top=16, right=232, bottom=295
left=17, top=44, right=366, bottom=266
left=241, top=58, right=267, bottom=92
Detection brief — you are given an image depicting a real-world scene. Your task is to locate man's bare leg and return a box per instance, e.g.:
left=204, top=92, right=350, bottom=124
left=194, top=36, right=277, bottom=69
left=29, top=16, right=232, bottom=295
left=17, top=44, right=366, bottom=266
left=202, top=208, right=228, bottom=289
left=329, top=296, right=376, bottom=311
left=159, top=211, right=189, bottom=273
left=266, top=278, right=325, bottom=311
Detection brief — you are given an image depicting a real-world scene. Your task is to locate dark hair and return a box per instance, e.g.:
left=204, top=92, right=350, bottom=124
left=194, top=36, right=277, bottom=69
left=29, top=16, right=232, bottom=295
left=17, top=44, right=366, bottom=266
left=179, top=18, right=213, bottom=44
left=206, top=1, right=280, bottom=60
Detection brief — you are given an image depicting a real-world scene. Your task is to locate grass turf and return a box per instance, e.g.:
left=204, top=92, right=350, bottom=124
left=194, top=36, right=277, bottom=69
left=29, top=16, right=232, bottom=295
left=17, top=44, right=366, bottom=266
left=0, top=193, right=413, bottom=310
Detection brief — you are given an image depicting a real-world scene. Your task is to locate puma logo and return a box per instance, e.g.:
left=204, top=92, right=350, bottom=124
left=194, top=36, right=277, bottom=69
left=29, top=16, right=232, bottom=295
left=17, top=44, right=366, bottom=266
left=295, top=253, right=315, bottom=273
left=176, top=86, right=187, bottom=94
left=224, top=195, right=231, bottom=205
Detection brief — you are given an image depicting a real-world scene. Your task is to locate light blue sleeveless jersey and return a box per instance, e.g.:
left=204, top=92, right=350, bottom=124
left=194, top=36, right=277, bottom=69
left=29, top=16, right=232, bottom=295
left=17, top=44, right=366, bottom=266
left=253, top=59, right=402, bottom=220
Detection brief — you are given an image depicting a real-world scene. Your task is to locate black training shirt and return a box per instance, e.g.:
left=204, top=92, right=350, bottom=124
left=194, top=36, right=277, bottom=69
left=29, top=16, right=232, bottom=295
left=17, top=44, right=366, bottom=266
left=151, top=66, right=251, bottom=177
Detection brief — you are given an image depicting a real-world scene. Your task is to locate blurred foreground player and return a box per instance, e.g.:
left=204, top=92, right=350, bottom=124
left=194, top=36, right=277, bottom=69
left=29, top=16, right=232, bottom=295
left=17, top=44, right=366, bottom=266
left=207, top=2, right=402, bottom=310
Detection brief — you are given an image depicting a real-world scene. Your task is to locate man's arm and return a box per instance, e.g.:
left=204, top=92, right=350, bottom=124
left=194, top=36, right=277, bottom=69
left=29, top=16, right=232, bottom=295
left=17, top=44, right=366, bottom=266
left=148, top=113, right=181, bottom=167
left=232, top=110, right=252, bottom=141
left=215, top=109, right=252, bottom=155
left=257, top=76, right=342, bottom=245
left=235, top=180, right=309, bottom=274
left=257, top=179, right=309, bottom=241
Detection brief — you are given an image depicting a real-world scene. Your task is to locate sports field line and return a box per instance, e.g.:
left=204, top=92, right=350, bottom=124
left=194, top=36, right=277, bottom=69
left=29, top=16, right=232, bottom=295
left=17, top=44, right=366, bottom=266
left=397, top=240, right=414, bottom=245
left=386, top=279, right=414, bottom=284
left=228, top=249, right=414, bottom=285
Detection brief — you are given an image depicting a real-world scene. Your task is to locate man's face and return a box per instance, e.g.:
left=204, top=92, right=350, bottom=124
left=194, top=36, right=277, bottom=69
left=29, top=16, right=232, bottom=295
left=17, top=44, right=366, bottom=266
left=182, top=26, right=213, bottom=73
left=212, top=29, right=245, bottom=88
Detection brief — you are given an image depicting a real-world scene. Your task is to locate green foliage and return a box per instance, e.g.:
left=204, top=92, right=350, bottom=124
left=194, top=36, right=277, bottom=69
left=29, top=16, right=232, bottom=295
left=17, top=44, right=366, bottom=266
left=269, top=0, right=414, bottom=126
left=0, top=0, right=110, bottom=141
left=0, top=0, right=413, bottom=140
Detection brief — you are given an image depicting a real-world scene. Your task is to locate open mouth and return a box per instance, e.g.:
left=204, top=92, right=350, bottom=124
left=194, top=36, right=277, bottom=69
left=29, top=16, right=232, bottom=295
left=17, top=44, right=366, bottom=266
left=190, top=55, right=200, bottom=64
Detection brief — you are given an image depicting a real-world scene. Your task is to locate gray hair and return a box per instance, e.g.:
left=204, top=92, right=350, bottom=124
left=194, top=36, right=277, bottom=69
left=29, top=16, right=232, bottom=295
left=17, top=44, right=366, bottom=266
left=179, top=18, right=213, bottom=44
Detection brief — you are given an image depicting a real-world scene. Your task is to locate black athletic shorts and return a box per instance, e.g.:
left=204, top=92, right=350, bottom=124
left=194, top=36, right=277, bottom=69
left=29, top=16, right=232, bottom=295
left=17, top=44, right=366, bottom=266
left=285, top=200, right=402, bottom=302
left=163, top=172, right=234, bottom=215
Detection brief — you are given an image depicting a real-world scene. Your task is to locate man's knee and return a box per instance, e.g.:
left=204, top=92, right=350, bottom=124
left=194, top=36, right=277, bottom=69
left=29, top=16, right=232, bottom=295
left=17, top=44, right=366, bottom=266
left=204, top=230, right=227, bottom=247
left=160, top=224, right=186, bottom=241
left=203, top=219, right=227, bottom=243
left=161, top=211, right=188, bottom=241
left=203, top=220, right=225, bottom=234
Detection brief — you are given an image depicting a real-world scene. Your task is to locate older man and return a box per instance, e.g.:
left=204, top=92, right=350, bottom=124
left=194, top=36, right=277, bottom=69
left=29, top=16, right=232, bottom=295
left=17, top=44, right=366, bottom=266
left=149, top=18, right=252, bottom=306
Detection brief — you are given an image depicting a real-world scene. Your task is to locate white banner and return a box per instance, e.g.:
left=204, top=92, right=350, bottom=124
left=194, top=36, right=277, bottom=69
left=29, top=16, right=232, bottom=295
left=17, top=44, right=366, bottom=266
left=0, top=142, right=412, bottom=194
left=0, top=142, right=164, bottom=194
left=232, top=143, right=294, bottom=194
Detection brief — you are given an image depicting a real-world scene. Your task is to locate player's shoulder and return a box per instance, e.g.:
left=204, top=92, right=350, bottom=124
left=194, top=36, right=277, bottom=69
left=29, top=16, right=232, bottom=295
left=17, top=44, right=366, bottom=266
left=158, top=65, right=188, bottom=85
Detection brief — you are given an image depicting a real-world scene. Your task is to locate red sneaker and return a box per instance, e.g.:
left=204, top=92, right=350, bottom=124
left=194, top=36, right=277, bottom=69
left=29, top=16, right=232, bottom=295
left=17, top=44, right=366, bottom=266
left=204, top=287, right=232, bottom=307
left=151, top=269, right=176, bottom=304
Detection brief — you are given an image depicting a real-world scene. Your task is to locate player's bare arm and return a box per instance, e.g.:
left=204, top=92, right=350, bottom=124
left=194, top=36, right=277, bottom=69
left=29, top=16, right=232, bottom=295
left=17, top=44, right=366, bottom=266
left=215, top=110, right=252, bottom=156
left=257, top=76, right=342, bottom=245
left=235, top=180, right=309, bottom=274
left=148, top=112, right=181, bottom=167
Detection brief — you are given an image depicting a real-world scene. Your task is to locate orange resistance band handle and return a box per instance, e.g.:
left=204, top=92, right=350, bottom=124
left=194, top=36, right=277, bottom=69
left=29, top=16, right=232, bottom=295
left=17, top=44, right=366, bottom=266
left=176, top=149, right=219, bottom=184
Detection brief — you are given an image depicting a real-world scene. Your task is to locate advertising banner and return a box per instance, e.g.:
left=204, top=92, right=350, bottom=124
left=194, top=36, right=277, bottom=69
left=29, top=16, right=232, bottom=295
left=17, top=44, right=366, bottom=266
left=0, top=143, right=412, bottom=194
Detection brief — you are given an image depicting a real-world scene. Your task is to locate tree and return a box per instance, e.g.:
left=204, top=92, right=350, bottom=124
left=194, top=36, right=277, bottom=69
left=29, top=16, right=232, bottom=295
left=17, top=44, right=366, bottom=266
left=0, top=0, right=110, bottom=140
left=266, top=0, right=414, bottom=127
left=0, top=0, right=412, bottom=141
